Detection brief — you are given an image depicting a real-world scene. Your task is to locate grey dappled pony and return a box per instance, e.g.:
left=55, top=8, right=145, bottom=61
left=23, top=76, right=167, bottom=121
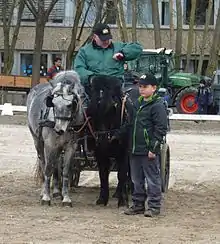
left=27, top=70, right=84, bottom=206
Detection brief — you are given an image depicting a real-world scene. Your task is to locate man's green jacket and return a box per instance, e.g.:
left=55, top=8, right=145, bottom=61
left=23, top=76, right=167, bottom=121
left=73, top=41, right=143, bottom=85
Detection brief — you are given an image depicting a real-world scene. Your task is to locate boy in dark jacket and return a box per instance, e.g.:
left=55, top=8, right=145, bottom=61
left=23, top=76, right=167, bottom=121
left=124, top=73, right=168, bottom=217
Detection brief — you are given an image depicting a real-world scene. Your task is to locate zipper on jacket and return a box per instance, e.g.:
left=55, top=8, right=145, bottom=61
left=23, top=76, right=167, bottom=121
left=132, top=107, right=141, bottom=153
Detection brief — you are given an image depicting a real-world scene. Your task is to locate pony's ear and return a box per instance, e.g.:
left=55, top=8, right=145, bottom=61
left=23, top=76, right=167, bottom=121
left=46, top=95, right=54, bottom=107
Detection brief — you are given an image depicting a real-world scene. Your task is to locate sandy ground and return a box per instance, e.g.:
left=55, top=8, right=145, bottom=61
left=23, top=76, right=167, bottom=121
left=0, top=115, right=220, bottom=244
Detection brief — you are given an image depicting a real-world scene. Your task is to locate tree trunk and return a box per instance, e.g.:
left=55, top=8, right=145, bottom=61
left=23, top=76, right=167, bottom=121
left=24, top=0, right=59, bottom=87
left=118, top=0, right=128, bottom=42
left=131, top=0, right=137, bottom=42
left=169, top=0, right=174, bottom=49
left=3, top=24, right=11, bottom=75
left=31, top=17, right=46, bottom=87
left=175, top=0, right=183, bottom=69
left=185, top=0, right=196, bottom=72
left=151, top=0, right=161, bottom=48
left=197, top=0, right=213, bottom=75
left=66, top=0, right=85, bottom=69
left=114, top=0, right=124, bottom=41
left=2, top=0, right=25, bottom=75
left=206, top=5, right=220, bottom=76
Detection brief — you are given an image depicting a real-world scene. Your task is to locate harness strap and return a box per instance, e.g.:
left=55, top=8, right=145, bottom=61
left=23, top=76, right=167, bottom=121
left=78, top=98, right=97, bottom=140
left=121, top=94, right=128, bottom=125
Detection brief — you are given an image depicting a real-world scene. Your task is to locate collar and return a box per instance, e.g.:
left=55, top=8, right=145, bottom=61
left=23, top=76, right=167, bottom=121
left=92, top=40, right=114, bottom=49
left=138, top=94, right=160, bottom=106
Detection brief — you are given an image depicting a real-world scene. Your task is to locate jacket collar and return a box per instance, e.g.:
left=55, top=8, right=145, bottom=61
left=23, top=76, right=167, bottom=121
left=92, top=40, right=114, bottom=49
left=138, top=93, right=161, bottom=105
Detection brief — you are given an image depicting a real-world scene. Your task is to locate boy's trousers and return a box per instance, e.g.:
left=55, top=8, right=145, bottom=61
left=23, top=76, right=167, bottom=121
left=130, top=154, right=162, bottom=209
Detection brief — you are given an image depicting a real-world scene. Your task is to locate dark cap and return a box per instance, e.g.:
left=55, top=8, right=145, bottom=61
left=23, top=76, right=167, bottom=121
left=138, top=73, right=158, bottom=86
left=93, top=23, right=112, bottom=41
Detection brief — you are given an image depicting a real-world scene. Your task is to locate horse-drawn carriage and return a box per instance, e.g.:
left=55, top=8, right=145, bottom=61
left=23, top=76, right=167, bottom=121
left=27, top=71, right=171, bottom=207
left=68, top=83, right=171, bottom=194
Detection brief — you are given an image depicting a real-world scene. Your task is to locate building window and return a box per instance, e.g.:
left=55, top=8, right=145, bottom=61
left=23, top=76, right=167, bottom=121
left=161, top=0, right=170, bottom=26
left=20, top=53, right=48, bottom=77
left=184, top=0, right=214, bottom=26
left=181, top=58, right=209, bottom=75
left=127, top=0, right=152, bottom=26
left=21, top=0, right=65, bottom=23
left=21, top=5, right=35, bottom=22
left=80, top=0, right=97, bottom=26
left=48, top=0, right=65, bottom=23
left=0, top=0, right=14, bottom=22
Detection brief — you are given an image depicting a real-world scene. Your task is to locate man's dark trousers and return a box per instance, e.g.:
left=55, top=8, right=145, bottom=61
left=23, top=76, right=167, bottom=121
left=130, top=154, right=162, bottom=209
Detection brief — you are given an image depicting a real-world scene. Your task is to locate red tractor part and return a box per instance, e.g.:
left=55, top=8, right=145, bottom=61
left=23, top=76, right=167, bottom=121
left=175, top=87, right=198, bottom=114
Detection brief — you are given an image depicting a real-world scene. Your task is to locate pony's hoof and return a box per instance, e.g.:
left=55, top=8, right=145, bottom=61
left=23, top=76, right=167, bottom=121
left=62, top=196, right=72, bottom=207
left=118, top=199, right=129, bottom=208
left=96, top=198, right=108, bottom=206
left=41, top=199, right=51, bottom=206
left=62, top=201, right=72, bottom=207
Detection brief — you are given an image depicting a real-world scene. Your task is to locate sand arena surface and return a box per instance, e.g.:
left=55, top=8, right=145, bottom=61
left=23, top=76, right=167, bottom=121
left=0, top=116, right=220, bottom=244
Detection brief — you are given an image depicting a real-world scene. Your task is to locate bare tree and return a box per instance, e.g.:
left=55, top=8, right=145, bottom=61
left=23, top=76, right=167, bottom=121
left=24, top=0, right=59, bottom=87
left=197, top=0, right=213, bottom=75
left=169, top=0, right=174, bottom=49
left=77, top=0, right=106, bottom=48
left=206, top=6, right=220, bottom=76
left=185, top=0, right=196, bottom=72
left=2, top=0, right=25, bottom=75
left=118, top=0, right=128, bottom=42
left=151, top=0, right=161, bottom=48
left=114, top=0, right=124, bottom=41
left=131, top=0, right=137, bottom=42
left=66, top=0, right=87, bottom=69
left=175, top=0, right=183, bottom=69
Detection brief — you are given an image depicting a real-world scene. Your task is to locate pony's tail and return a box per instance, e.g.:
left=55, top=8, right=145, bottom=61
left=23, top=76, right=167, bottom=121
left=34, top=157, right=44, bottom=186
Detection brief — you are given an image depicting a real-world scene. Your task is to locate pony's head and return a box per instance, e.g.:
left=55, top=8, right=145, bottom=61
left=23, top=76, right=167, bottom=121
left=89, top=75, right=122, bottom=131
left=47, top=70, right=84, bottom=133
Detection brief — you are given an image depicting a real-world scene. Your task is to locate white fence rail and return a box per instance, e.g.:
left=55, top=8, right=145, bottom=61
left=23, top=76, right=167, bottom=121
left=0, top=103, right=220, bottom=121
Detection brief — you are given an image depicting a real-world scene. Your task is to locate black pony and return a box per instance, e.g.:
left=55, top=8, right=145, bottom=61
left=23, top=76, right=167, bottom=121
left=87, top=75, right=133, bottom=207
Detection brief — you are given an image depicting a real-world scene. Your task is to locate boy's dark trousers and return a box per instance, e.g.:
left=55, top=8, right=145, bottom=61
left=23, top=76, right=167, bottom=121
left=130, top=154, right=162, bottom=210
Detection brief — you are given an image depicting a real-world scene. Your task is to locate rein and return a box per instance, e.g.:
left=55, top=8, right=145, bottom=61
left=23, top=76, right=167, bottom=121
left=73, top=93, right=128, bottom=141
left=73, top=98, right=96, bottom=139
left=121, top=94, right=128, bottom=125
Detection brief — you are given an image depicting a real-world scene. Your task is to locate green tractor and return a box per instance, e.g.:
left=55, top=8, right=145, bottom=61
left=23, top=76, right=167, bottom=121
left=127, top=48, right=212, bottom=114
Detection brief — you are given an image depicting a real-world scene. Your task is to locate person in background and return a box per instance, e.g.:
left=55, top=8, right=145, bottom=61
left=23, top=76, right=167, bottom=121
left=47, top=57, right=63, bottom=80
left=195, top=79, right=213, bottom=115
left=124, top=62, right=135, bottom=85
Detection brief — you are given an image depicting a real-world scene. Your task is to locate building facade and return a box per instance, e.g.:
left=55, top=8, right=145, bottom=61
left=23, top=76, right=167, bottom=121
left=0, top=0, right=219, bottom=75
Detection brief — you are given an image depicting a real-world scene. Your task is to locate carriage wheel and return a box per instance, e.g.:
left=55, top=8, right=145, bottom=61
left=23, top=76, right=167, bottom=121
left=69, top=169, right=81, bottom=188
left=160, top=143, right=170, bottom=193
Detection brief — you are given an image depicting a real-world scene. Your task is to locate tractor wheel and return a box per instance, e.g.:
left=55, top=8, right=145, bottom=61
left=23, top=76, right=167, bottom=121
left=175, top=87, right=198, bottom=114
left=160, top=143, right=170, bottom=193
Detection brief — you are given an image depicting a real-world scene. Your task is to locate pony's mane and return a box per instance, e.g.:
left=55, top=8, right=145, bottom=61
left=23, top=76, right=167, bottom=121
left=52, top=70, right=84, bottom=96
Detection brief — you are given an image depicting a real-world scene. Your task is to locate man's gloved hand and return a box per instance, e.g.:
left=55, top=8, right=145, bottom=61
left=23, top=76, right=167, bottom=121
left=113, top=52, right=124, bottom=61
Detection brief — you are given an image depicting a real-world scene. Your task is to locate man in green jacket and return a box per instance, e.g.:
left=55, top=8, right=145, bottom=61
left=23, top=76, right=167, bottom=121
left=73, top=23, right=143, bottom=97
